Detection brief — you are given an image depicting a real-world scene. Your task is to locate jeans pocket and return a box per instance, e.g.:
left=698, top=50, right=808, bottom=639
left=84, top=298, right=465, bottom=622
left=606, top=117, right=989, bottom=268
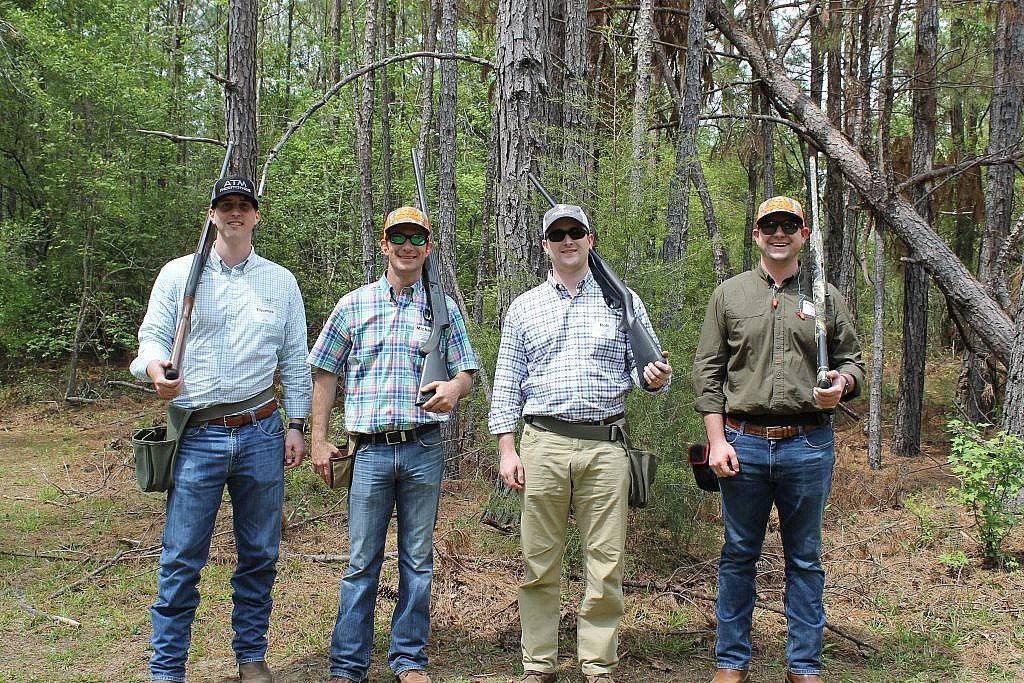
left=183, top=423, right=205, bottom=438
left=802, top=425, right=834, bottom=450
left=725, top=424, right=741, bottom=445
left=256, top=412, right=285, bottom=438
left=417, top=425, right=442, bottom=448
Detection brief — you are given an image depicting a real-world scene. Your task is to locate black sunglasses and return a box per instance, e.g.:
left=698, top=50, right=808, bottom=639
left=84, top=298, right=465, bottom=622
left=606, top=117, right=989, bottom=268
left=758, top=219, right=802, bottom=235
left=387, top=232, right=428, bottom=246
left=546, top=226, right=588, bottom=242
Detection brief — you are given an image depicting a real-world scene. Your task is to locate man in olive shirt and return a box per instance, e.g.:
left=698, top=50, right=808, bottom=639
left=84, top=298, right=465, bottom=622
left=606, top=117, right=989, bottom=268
left=692, top=195, right=864, bottom=683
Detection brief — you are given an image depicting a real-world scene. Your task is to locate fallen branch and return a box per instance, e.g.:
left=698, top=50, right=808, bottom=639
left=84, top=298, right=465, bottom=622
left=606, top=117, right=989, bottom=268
left=623, top=579, right=879, bottom=654
left=107, top=380, right=156, bottom=394
left=15, top=588, right=81, bottom=627
left=137, top=129, right=224, bottom=146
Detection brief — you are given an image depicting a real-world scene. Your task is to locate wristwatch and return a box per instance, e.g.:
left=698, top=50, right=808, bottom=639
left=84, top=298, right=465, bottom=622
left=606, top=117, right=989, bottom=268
left=288, top=421, right=307, bottom=434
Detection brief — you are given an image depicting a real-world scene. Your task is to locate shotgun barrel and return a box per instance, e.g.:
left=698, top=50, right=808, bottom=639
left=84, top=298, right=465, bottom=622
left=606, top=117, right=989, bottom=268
left=411, top=148, right=453, bottom=407
left=806, top=152, right=833, bottom=390
left=165, top=142, right=234, bottom=381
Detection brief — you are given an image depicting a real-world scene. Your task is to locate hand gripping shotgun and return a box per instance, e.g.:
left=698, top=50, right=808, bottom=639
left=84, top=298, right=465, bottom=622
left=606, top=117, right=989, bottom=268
left=411, top=148, right=452, bottom=406
left=527, top=173, right=666, bottom=390
left=165, top=142, right=234, bottom=380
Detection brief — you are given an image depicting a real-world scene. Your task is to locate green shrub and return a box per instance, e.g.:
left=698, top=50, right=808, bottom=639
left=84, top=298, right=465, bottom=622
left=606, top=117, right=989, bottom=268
left=946, top=419, right=1024, bottom=569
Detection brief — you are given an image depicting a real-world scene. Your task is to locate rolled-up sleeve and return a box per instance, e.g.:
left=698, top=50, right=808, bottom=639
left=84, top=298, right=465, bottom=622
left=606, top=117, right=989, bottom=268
left=828, top=285, right=865, bottom=400
left=692, top=287, right=729, bottom=414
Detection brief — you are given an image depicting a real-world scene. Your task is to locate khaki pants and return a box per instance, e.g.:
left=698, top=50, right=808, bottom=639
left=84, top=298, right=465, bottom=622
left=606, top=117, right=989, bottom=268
left=518, top=423, right=630, bottom=675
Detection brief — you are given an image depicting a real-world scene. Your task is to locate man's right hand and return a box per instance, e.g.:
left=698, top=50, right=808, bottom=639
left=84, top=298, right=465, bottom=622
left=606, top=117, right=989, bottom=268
left=310, top=439, right=341, bottom=484
left=708, top=441, right=740, bottom=478
left=499, top=450, right=525, bottom=491
left=146, top=359, right=183, bottom=400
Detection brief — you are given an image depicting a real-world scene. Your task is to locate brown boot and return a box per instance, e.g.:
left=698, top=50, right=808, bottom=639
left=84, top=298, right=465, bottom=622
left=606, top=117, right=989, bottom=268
left=785, top=673, right=823, bottom=683
left=521, top=672, right=557, bottom=683
left=710, top=669, right=750, bottom=683
left=396, top=671, right=431, bottom=683
left=238, top=661, right=274, bottom=683
left=585, top=675, right=614, bottom=683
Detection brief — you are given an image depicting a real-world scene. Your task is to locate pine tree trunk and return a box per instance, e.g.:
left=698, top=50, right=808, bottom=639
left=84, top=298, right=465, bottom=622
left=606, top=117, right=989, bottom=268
left=380, top=1, right=395, bottom=212
left=629, top=0, right=654, bottom=199
left=561, top=0, right=590, bottom=202
left=416, top=0, right=440, bottom=169
left=494, top=0, right=548, bottom=319
left=868, top=220, right=885, bottom=469
left=353, top=0, right=377, bottom=282
left=893, top=0, right=937, bottom=458
left=227, top=0, right=258, bottom=178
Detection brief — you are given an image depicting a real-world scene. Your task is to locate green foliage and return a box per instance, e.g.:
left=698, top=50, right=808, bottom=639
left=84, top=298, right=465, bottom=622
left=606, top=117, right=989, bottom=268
left=946, top=419, right=1024, bottom=569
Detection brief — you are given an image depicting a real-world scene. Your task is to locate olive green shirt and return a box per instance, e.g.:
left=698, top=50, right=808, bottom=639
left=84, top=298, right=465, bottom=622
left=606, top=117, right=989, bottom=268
left=692, top=264, right=865, bottom=417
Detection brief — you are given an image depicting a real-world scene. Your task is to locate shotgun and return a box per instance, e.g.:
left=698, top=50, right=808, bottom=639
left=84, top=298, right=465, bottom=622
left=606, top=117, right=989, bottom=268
left=411, top=148, right=452, bottom=407
left=527, top=173, right=665, bottom=390
left=806, top=152, right=832, bottom=390
left=164, top=142, right=234, bottom=381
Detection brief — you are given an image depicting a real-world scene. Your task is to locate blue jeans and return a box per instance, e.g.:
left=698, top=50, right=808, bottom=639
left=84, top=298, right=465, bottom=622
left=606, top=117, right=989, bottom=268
left=715, top=421, right=835, bottom=675
left=329, top=429, right=444, bottom=680
left=150, top=412, right=285, bottom=682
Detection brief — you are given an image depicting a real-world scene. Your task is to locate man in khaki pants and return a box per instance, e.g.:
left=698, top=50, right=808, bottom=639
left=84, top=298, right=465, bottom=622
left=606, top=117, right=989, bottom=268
left=488, top=204, right=672, bottom=683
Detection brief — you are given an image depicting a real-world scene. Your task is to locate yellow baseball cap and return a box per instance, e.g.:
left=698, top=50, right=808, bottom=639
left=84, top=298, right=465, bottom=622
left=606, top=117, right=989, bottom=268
left=382, top=206, right=430, bottom=239
left=755, top=196, right=804, bottom=225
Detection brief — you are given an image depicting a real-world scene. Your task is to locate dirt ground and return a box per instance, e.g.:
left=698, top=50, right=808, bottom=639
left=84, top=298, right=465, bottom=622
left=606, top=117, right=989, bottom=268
left=1, top=382, right=1023, bottom=683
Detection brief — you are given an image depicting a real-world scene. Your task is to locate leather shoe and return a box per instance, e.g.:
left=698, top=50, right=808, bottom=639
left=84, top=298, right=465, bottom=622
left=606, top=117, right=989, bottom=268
left=786, top=674, right=823, bottom=683
left=396, top=671, right=431, bottom=683
left=239, top=661, right=274, bottom=683
left=710, top=669, right=750, bottom=683
left=521, top=672, right=557, bottom=683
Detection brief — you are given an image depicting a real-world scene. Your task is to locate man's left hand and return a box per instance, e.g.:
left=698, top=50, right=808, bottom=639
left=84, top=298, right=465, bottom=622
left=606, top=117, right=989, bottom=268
left=813, top=370, right=847, bottom=410
left=642, top=352, right=673, bottom=390
left=419, top=379, right=460, bottom=413
left=284, top=428, right=305, bottom=469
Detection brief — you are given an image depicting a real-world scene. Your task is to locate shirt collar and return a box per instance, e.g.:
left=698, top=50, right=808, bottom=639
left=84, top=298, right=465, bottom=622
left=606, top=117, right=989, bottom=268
left=378, top=272, right=424, bottom=302
left=755, top=262, right=801, bottom=288
left=545, top=270, right=595, bottom=298
left=210, top=246, right=257, bottom=273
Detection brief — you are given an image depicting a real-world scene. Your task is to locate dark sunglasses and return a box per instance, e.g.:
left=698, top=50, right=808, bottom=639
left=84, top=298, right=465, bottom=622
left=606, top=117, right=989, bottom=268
left=387, top=232, right=428, bottom=246
left=758, top=219, right=802, bottom=235
left=546, top=226, right=588, bottom=242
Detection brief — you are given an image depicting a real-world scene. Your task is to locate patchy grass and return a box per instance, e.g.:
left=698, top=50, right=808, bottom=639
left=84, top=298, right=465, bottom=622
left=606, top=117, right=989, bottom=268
left=1, top=378, right=1023, bottom=682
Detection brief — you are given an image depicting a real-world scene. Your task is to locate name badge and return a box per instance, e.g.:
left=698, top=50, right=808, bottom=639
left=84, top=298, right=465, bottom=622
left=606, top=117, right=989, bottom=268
left=254, top=305, right=277, bottom=324
left=801, top=300, right=816, bottom=318
left=411, top=324, right=431, bottom=344
left=592, top=321, right=616, bottom=339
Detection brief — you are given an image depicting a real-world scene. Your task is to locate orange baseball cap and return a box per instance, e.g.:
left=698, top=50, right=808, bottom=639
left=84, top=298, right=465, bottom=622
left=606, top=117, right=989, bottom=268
left=382, top=206, right=430, bottom=239
left=755, top=196, right=804, bottom=225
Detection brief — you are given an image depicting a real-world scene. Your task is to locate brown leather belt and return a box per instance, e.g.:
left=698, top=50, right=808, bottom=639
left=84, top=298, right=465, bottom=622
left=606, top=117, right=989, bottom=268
left=725, top=417, right=822, bottom=440
left=207, top=399, right=279, bottom=427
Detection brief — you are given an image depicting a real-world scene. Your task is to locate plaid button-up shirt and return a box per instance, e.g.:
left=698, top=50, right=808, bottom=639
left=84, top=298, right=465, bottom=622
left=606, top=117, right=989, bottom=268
left=488, top=271, right=668, bottom=435
left=308, top=275, right=479, bottom=433
left=130, top=248, right=312, bottom=417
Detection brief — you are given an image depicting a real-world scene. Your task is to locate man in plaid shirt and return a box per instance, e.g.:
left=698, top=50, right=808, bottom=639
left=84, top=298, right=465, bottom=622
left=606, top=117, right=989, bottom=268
left=307, top=206, right=478, bottom=683
left=488, top=204, right=672, bottom=683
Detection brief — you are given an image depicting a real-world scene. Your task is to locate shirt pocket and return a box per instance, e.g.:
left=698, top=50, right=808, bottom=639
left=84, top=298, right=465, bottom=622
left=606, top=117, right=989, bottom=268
left=251, top=294, right=285, bottom=344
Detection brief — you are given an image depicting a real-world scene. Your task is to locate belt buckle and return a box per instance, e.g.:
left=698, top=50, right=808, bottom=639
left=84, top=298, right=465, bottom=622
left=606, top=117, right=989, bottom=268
left=385, top=430, right=405, bottom=445
left=765, top=425, right=786, bottom=440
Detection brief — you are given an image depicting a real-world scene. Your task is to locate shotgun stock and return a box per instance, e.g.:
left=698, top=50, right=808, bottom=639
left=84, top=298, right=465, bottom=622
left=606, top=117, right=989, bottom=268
left=411, top=148, right=453, bottom=407
left=806, top=153, right=832, bottom=390
left=527, top=173, right=665, bottom=389
left=165, top=142, right=234, bottom=381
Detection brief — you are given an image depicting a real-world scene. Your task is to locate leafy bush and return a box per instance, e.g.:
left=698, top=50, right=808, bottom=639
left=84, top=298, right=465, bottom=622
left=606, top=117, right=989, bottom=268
left=946, top=419, right=1024, bottom=569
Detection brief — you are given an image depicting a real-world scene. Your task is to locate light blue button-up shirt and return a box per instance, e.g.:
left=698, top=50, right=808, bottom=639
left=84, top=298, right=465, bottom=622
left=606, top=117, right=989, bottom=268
left=130, top=247, right=312, bottom=417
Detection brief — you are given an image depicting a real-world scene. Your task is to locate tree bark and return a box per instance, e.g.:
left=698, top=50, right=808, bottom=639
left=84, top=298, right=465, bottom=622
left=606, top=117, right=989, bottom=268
left=705, top=0, right=1016, bottom=364
left=629, top=0, right=654, bottom=199
left=868, top=219, right=885, bottom=469
left=227, top=0, right=258, bottom=178
left=979, top=0, right=1024, bottom=307
left=1003, top=290, right=1024, bottom=435
left=380, top=0, right=395, bottom=212
left=893, top=0, right=937, bottom=457
left=353, top=0, right=378, bottom=282
left=561, top=0, right=590, bottom=202
left=494, top=0, right=548, bottom=319
left=416, top=0, right=440, bottom=169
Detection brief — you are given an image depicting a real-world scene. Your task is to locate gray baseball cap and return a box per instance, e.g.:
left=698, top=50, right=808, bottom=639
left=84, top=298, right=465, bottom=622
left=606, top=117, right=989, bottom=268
left=542, top=204, right=591, bottom=237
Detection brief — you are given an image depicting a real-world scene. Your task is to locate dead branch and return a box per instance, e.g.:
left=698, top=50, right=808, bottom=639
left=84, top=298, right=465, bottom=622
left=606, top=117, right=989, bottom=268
left=15, top=588, right=81, bottom=628
left=137, top=129, right=224, bottom=146
left=259, top=51, right=495, bottom=196
left=623, top=579, right=880, bottom=654
left=47, top=544, right=161, bottom=600
left=107, top=380, right=156, bottom=394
